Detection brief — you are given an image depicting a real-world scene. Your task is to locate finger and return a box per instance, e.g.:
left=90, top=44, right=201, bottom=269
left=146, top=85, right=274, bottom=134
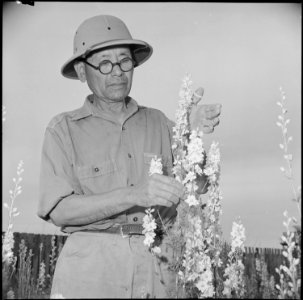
left=202, top=126, right=214, bottom=134
left=200, top=119, right=213, bottom=128
left=153, top=196, right=176, bottom=207
left=155, top=189, right=180, bottom=205
left=211, top=117, right=220, bottom=127
left=155, top=180, right=184, bottom=200
left=205, top=103, right=222, bottom=112
left=150, top=175, right=184, bottom=200
left=192, top=87, right=204, bottom=105
left=211, top=104, right=222, bottom=117
left=201, top=121, right=214, bottom=134
left=202, top=105, right=221, bottom=119
left=152, top=174, right=184, bottom=192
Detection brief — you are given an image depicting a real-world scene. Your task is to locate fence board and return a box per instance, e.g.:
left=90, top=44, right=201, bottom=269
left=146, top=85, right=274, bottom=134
left=3, top=231, right=285, bottom=287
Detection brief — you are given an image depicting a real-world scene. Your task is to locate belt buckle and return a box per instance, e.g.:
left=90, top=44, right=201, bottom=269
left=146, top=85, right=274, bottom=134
left=120, top=224, right=143, bottom=238
left=120, top=225, right=128, bottom=238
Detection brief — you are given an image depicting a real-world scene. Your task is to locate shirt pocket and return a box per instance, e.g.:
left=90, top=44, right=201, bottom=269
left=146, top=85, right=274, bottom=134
left=144, top=152, right=172, bottom=177
left=143, top=152, right=164, bottom=176
left=77, top=160, right=121, bottom=194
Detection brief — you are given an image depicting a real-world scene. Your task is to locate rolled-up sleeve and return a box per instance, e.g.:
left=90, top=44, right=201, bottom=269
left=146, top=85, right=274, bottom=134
left=166, top=116, right=175, bottom=142
left=37, top=127, right=77, bottom=221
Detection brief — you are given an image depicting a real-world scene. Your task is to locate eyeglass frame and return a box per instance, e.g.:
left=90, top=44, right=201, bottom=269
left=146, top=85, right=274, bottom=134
left=78, top=56, right=135, bottom=75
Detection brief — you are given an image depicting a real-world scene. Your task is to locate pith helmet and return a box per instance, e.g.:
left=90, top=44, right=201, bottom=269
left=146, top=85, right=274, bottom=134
left=61, top=15, right=153, bottom=79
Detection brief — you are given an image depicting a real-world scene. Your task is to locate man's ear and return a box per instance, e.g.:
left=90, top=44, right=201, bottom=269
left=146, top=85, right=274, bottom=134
left=74, top=61, right=86, bottom=82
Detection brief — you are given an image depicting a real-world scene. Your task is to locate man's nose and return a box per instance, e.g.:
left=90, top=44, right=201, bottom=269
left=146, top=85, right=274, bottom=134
left=111, top=63, right=123, bottom=76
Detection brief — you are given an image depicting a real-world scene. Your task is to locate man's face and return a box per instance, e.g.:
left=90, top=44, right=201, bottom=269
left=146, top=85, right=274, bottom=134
left=84, top=46, right=133, bottom=102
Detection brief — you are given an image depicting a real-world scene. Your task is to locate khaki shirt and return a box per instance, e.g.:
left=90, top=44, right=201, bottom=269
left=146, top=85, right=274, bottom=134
left=38, top=95, right=177, bottom=233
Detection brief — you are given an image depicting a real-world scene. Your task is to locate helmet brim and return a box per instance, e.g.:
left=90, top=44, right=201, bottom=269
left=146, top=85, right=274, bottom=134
left=61, top=39, right=153, bottom=79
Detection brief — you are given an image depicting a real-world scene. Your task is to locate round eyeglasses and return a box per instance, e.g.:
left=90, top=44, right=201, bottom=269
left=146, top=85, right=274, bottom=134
left=80, top=57, right=135, bottom=75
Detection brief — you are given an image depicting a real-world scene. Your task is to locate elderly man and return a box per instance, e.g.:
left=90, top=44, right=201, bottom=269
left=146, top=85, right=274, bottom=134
left=38, top=15, right=221, bottom=298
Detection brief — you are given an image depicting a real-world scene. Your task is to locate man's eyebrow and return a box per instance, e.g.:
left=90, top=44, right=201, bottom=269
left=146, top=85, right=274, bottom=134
left=97, top=53, right=110, bottom=59
left=118, top=51, right=131, bottom=56
left=97, top=51, right=131, bottom=59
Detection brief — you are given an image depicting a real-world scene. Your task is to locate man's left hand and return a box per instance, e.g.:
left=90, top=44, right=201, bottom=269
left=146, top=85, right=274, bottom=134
left=189, top=87, right=222, bottom=134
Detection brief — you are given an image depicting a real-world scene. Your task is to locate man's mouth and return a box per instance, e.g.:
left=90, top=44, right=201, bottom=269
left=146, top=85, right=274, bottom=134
left=108, top=82, right=127, bottom=87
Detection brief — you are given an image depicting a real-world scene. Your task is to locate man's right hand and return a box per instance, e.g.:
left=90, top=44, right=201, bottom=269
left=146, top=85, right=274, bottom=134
left=131, top=174, right=184, bottom=207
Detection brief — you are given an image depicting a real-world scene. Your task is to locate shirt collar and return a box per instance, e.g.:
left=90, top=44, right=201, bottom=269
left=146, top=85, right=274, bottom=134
left=71, top=94, right=139, bottom=122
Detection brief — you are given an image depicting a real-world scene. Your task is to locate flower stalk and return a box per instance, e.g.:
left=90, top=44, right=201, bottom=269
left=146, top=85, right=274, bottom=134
left=168, top=74, right=224, bottom=298
left=276, top=87, right=301, bottom=217
left=275, top=87, right=301, bottom=299
left=223, top=217, right=246, bottom=298
left=143, top=156, right=163, bottom=255
left=3, top=160, right=24, bottom=265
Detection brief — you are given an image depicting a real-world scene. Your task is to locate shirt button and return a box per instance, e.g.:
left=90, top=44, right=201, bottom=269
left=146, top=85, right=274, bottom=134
left=122, top=126, right=126, bottom=131
left=128, top=153, right=132, bottom=158
left=133, top=217, right=138, bottom=222
left=130, top=184, right=134, bottom=186
left=94, top=167, right=99, bottom=172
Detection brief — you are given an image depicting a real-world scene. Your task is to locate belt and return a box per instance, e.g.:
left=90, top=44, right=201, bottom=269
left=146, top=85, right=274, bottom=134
left=109, top=224, right=144, bottom=236
left=82, top=224, right=144, bottom=236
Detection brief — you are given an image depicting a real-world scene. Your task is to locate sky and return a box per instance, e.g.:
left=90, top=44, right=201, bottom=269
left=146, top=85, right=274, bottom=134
left=2, top=2, right=301, bottom=248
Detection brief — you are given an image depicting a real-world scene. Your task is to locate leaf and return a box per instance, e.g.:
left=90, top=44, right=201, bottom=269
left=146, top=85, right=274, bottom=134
left=283, top=221, right=289, bottom=228
left=13, top=212, right=20, bottom=217
left=3, top=203, right=9, bottom=209
left=287, top=291, right=293, bottom=297
left=291, top=216, right=297, bottom=223
left=281, top=265, right=289, bottom=274
left=284, top=154, right=293, bottom=161
left=276, top=122, right=282, bottom=127
left=279, top=144, right=284, bottom=149
left=276, top=101, right=282, bottom=107
left=293, top=258, right=300, bottom=266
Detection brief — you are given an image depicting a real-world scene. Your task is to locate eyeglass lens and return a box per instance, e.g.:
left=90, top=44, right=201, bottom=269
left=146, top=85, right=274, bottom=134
left=100, top=58, right=134, bottom=74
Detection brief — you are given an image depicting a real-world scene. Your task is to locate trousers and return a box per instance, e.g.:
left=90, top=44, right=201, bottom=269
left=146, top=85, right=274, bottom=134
left=50, top=231, right=176, bottom=298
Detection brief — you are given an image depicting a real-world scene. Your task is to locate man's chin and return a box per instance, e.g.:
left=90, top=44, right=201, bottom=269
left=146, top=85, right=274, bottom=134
left=102, top=96, right=125, bottom=103
left=107, top=92, right=128, bottom=102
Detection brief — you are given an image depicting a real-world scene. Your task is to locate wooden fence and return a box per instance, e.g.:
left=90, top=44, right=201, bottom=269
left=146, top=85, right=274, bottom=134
left=4, top=231, right=284, bottom=283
